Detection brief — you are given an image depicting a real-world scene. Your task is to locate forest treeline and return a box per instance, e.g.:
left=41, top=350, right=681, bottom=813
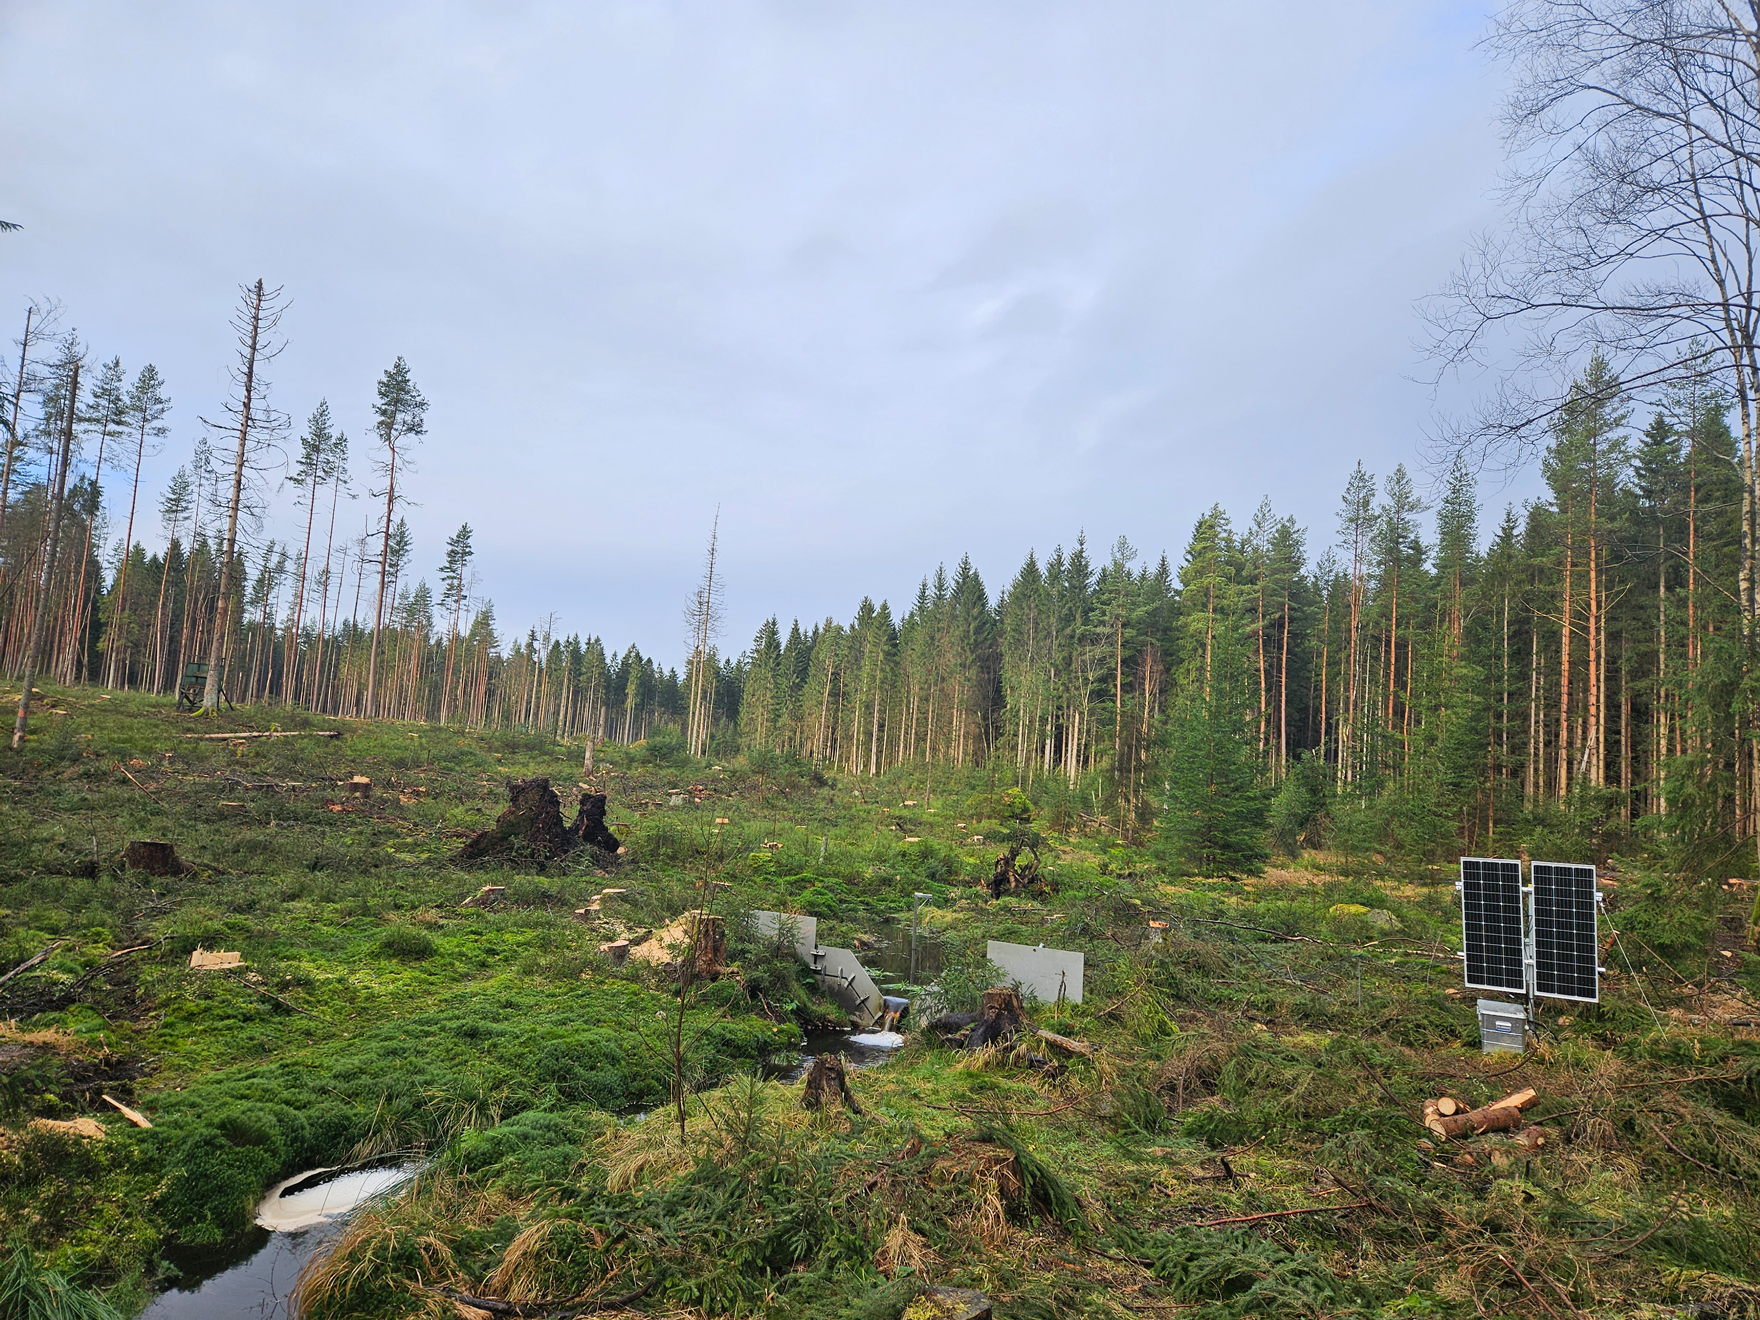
left=1, top=282, right=1752, bottom=875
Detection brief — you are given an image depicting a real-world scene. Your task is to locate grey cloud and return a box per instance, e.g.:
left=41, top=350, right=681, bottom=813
left=1, top=1, right=1506, bottom=661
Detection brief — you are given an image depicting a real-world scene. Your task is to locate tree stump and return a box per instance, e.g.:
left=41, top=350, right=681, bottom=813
left=568, top=792, right=622, bottom=852
left=801, top=1053, right=862, bottom=1114
left=455, top=778, right=574, bottom=862
left=121, top=840, right=191, bottom=876
left=686, top=912, right=726, bottom=979
left=988, top=852, right=1016, bottom=899
left=965, top=986, right=1026, bottom=1049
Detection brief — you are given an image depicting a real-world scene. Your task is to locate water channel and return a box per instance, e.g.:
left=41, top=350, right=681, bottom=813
left=136, top=933, right=937, bottom=1315
left=139, top=1163, right=422, bottom=1319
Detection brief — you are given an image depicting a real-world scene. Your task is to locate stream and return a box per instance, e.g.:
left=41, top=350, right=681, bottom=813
left=137, top=937, right=932, bottom=1315
left=139, top=1163, right=422, bottom=1319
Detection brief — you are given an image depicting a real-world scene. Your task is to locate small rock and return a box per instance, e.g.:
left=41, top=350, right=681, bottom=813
left=460, top=885, right=507, bottom=909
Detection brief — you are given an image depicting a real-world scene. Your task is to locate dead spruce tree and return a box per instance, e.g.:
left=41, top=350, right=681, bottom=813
left=200, top=279, right=287, bottom=715
left=683, top=510, right=723, bottom=757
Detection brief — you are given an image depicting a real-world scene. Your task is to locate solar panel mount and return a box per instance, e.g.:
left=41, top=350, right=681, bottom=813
left=1457, top=858, right=1602, bottom=1007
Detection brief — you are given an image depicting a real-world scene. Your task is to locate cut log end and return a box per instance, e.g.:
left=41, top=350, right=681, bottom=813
left=1425, top=1087, right=1541, bottom=1141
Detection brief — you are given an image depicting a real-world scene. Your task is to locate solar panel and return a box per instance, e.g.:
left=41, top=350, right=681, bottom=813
left=1460, top=857, right=1525, bottom=993
left=1532, top=861, right=1599, bottom=1002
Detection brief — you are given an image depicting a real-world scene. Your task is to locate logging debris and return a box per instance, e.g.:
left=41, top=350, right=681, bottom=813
left=188, top=947, right=244, bottom=970
left=924, top=986, right=1092, bottom=1071
left=102, top=1094, right=152, bottom=1128
left=29, top=1117, right=106, bottom=1141
left=1423, top=1088, right=1540, bottom=1140
left=181, top=729, right=340, bottom=740
left=903, top=1287, right=993, bottom=1320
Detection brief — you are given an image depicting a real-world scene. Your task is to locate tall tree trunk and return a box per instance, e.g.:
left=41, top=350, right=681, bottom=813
left=1557, top=519, right=1574, bottom=801
left=12, top=359, right=78, bottom=749
left=204, top=281, right=266, bottom=715
left=0, top=307, right=33, bottom=557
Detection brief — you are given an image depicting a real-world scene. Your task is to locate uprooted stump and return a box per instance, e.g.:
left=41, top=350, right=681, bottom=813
left=121, top=840, right=193, bottom=876
left=924, top=986, right=1088, bottom=1074
left=572, top=792, right=622, bottom=852
left=454, top=779, right=623, bottom=864
left=801, top=1053, right=863, bottom=1114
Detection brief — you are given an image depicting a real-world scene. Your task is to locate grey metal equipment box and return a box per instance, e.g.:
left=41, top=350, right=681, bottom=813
left=1477, top=999, right=1528, bottom=1054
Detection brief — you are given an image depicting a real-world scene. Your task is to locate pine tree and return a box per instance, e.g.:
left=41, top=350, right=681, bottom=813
left=283, top=401, right=336, bottom=704
left=104, top=363, right=170, bottom=688
left=365, top=357, right=426, bottom=718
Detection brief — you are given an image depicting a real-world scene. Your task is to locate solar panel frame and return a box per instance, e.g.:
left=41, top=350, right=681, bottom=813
left=1459, top=857, right=1525, bottom=993
left=1531, top=861, right=1599, bottom=1002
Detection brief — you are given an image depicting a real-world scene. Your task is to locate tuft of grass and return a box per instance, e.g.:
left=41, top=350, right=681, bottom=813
left=376, top=924, right=437, bottom=960
left=0, top=1240, right=123, bottom=1320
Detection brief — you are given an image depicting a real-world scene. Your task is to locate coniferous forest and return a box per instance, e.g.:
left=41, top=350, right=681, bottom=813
left=5, top=301, right=1756, bottom=895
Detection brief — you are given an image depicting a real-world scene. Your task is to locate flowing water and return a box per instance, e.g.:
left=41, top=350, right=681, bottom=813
left=139, top=1162, right=422, bottom=1319
left=135, top=932, right=932, bottom=1315
left=764, top=1026, right=906, bottom=1082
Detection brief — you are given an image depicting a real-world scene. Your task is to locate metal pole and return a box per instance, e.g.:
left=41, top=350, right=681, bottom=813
left=911, top=892, right=931, bottom=984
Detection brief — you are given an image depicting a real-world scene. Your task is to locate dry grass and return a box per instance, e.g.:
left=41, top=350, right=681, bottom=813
left=873, top=1213, right=938, bottom=1279
left=0, top=1021, right=86, bottom=1054
left=484, top=1219, right=576, bottom=1303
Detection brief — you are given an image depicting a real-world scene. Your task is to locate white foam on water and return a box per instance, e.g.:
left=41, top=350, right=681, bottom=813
left=847, top=1030, right=905, bottom=1048
left=255, top=1163, right=420, bottom=1232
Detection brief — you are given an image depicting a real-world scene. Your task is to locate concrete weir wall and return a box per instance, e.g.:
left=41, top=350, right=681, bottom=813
left=752, top=910, right=885, bottom=1027
left=751, top=910, right=818, bottom=962
left=987, top=940, right=1084, bottom=1004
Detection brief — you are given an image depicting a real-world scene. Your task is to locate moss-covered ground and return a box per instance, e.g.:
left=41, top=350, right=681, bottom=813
left=3, top=684, right=1760, bottom=1318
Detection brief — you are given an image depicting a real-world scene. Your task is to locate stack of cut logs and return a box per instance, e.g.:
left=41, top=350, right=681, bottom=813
left=1422, top=1088, right=1546, bottom=1154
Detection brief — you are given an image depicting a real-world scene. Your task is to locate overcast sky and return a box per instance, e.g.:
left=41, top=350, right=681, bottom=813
left=2, top=2, right=1507, bottom=665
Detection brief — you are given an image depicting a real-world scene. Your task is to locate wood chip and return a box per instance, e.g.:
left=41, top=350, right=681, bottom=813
left=102, top=1094, right=152, bottom=1128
